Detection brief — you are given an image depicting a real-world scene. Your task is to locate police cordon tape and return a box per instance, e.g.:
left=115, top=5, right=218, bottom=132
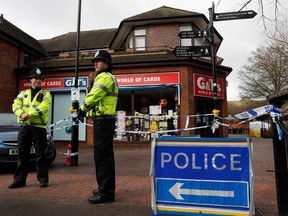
left=47, top=115, right=72, bottom=130
left=46, top=105, right=284, bottom=138
left=50, top=105, right=285, bottom=160
left=57, top=151, right=78, bottom=156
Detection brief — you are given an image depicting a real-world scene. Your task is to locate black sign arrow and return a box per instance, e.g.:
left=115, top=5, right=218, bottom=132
left=178, top=29, right=210, bottom=38
left=213, top=10, right=257, bottom=21
left=173, top=46, right=211, bottom=57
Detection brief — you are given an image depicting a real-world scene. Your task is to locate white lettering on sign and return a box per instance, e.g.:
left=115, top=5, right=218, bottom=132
left=196, top=77, right=221, bottom=92
left=143, top=76, right=160, bottom=82
left=115, top=72, right=179, bottom=86
left=175, top=153, right=189, bottom=169
left=135, top=77, right=142, bottom=82
left=24, top=83, right=31, bottom=87
left=47, top=81, right=61, bottom=86
left=231, top=154, right=242, bottom=171
left=117, top=78, right=134, bottom=84
left=161, top=153, right=172, bottom=168
left=193, top=73, right=224, bottom=99
left=161, top=152, right=242, bottom=171
left=65, top=79, right=73, bottom=86
left=212, top=153, right=226, bottom=170
left=65, top=78, right=87, bottom=87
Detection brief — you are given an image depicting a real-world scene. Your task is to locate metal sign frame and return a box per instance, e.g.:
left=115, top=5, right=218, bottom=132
left=150, top=136, right=255, bottom=216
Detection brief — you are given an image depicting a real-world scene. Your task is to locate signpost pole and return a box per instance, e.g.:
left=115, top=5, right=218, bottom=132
left=209, top=2, right=218, bottom=111
left=71, top=0, right=82, bottom=166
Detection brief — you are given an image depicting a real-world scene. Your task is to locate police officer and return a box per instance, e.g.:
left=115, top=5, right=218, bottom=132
left=78, top=50, right=118, bottom=204
left=9, top=68, right=51, bottom=188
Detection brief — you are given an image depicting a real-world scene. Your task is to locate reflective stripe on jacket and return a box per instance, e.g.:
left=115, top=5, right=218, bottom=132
left=81, top=72, right=118, bottom=117
left=12, top=89, right=51, bottom=128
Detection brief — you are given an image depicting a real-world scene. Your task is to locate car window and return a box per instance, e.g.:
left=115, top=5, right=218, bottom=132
left=0, top=113, right=18, bottom=127
left=0, top=113, right=19, bottom=132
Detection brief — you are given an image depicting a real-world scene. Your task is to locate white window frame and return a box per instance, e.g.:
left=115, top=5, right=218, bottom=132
left=180, top=24, right=209, bottom=47
left=180, top=24, right=193, bottom=46
left=134, top=28, right=146, bottom=51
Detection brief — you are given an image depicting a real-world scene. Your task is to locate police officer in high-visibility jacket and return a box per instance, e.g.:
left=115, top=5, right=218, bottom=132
left=9, top=68, right=51, bottom=189
left=78, top=50, right=118, bottom=204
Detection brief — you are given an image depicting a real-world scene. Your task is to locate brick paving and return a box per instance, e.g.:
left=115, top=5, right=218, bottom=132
left=0, top=135, right=279, bottom=216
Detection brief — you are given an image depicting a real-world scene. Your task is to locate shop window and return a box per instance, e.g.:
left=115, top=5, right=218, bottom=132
left=115, top=87, right=179, bottom=142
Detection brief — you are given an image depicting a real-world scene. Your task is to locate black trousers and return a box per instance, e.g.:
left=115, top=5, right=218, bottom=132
left=13, top=125, right=48, bottom=183
left=93, top=118, right=115, bottom=197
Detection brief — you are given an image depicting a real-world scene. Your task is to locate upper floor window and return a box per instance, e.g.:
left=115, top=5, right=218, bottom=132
left=180, top=24, right=192, bottom=46
left=24, top=53, right=37, bottom=65
left=180, top=24, right=208, bottom=47
left=127, top=27, right=146, bottom=51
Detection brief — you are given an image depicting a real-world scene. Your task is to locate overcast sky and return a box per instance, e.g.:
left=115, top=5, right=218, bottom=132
left=1, top=0, right=287, bottom=100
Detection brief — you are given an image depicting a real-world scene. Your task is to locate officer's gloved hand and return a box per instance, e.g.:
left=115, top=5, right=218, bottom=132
left=77, top=109, right=86, bottom=123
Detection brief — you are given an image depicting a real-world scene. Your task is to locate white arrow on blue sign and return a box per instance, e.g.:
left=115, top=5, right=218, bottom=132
left=169, top=182, right=234, bottom=200
left=156, top=178, right=249, bottom=208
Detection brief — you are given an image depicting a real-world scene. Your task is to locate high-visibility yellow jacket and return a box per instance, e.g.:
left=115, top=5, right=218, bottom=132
left=12, top=89, right=51, bottom=128
left=81, top=72, right=118, bottom=117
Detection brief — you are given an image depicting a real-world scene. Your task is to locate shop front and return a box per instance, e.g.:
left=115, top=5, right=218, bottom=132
left=114, top=72, right=180, bottom=142
left=17, top=69, right=227, bottom=145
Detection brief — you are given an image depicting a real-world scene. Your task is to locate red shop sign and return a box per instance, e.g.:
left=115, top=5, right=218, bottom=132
left=115, top=72, right=179, bottom=86
left=194, top=73, right=224, bottom=99
left=19, top=77, right=88, bottom=90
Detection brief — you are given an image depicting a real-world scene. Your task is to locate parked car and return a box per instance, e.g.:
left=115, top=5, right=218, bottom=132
left=0, top=113, right=56, bottom=165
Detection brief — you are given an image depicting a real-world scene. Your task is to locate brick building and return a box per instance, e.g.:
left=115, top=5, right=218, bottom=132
left=0, top=6, right=232, bottom=146
left=0, top=14, right=47, bottom=112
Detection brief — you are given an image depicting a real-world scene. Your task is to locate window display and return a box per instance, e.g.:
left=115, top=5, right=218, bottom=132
left=115, top=87, right=179, bottom=142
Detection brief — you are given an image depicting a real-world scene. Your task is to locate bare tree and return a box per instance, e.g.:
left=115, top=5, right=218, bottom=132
left=268, top=18, right=288, bottom=48
left=238, top=41, right=288, bottom=101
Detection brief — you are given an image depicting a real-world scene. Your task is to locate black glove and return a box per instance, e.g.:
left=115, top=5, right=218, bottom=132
left=77, top=109, right=86, bottom=123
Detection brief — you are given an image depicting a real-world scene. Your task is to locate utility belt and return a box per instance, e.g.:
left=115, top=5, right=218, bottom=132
left=93, top=114, right=116, bottom=120
left=20, top=122, right=28, bottom=126
left=19, top=122, right=46, bottom=127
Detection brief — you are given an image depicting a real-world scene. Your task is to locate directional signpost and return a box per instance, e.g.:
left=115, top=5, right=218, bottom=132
left=151, top=137, right=255, bottom=216
left=172, top=3, right=257, bottom=115
left=178, top=29, right=210, bottom=38
left=208, top=3, right=257, bottom=112
left=172, top=46, right=211, bottom=57
left=214, top=10, right=257, bottom=21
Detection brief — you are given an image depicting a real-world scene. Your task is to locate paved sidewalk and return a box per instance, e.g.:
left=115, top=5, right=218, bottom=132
left=0, top=135, right=278, bottom=216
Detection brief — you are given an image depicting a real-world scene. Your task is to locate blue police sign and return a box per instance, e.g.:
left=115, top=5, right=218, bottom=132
left=152, top=137, right=254, bottom=216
